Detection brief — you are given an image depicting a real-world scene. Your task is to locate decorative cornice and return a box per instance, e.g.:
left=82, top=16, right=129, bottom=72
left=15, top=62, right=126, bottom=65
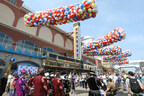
left=0, top=22, right=69, bottom=50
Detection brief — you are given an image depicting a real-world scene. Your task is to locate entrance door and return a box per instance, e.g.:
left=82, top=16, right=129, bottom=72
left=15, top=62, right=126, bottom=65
left=0, top=69, right=4, bottom=79
left=0, top=59, right=6, bottom=78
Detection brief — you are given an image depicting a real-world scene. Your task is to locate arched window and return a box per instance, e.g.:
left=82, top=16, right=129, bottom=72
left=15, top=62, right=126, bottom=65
left=10, top=0, right=16, bottom=5
left=42, top=48, right=57, bottom=54
left=16, top=40, right=39, bottom=51
left=59, top=52, right=69, bottom=57
left=0, top=32, right=13, bottom=46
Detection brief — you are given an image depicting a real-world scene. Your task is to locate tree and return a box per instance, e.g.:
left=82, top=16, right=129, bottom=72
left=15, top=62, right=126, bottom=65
left=102, top=66, right=107, bottom=72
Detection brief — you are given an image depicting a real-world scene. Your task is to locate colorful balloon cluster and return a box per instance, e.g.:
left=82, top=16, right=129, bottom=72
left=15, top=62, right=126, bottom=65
left=82, top=28, right=126, bottom=52
left=112, top=60, right=129, bottom=64
left=24, top=0, right=97, bottom=27
left=103, top=57, right=127, bottom=62
left=83, top=46, right=122, bottom=56
left=102, top=50, right=132, bottom=61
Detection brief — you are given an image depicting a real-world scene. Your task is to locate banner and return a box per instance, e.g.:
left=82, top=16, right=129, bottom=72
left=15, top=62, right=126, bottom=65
left=18, top=65, right=38, bottom=76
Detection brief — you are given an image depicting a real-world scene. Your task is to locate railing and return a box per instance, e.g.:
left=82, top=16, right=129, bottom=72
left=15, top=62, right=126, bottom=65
left=42, top=52, right=97, bottom=71
left=0, top=42, right=42, bottom=58
left=0, top=41, right=97, bottom=71
left=42, top=52, right=81, bottom=69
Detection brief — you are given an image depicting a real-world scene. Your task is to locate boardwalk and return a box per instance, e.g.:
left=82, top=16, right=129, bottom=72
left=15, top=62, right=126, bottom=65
left=2, top=87, right=143, bottom=96
left=70, top=87, right=129, bottom=96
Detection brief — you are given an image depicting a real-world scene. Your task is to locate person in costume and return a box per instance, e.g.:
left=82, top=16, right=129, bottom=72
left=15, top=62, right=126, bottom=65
left=52, top=72, right=64, bottom=96
left=15, top=69, right=29, bottom=96
left=33, top=67, right=48, bottom=96
left=61, top=71, right=71, bottom=96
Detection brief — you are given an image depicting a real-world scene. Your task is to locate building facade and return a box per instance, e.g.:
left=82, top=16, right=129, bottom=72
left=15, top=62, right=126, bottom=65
left=113, top=59, right=144, bottom=73
left=0, top=0, right=100, bottom=78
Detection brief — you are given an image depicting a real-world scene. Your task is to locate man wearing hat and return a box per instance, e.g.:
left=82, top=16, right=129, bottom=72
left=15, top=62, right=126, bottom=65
left=52, top=71, right=64, bottom=96
left=33, top=67, right=48, bottom=96
left=87, top=71, right=102, bottom=96
left=61, top=71, right=71, bottom=96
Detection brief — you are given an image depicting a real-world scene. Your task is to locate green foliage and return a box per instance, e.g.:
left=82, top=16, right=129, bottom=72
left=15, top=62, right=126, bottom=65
left=102, top=66, right=107, bottom=72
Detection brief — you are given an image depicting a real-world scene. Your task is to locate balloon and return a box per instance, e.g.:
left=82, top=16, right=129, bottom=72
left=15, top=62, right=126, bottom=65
left=10, top=57, right=15, bottom=62
left=102, top=50, right=132, bottom=61
left=82, top=28, right=126, bottom=52
left=111, top=60, right=129, bottom=64
left=83, top=46, right=122, bottom=56
left=24, top=0, right=97, bottom=27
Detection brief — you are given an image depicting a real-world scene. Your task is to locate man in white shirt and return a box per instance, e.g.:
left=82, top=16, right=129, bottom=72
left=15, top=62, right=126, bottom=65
left=109, top=73, right=118, bottom=84
left=5, top=72, right=13, bottom=92
left=113, top=73, right=118, bottom=84
left=102, top=74, right=107, bottom=85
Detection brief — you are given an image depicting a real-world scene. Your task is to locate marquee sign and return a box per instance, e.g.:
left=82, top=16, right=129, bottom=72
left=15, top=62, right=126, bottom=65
left=73, top=22, right=81, bottom=60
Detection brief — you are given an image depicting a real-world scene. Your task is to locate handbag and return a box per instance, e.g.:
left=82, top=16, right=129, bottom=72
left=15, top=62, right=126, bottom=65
left=2, top=92, right=9, bottom=96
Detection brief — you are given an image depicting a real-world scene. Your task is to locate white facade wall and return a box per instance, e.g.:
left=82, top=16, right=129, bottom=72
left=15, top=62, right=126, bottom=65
left=16, top=17, right=37, bottom=35
left=39, top=27, right=52, bottom=42
left=0, top=3, right=15, bottom=26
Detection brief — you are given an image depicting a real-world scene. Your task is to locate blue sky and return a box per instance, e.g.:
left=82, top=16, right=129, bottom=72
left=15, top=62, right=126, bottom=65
left=22, top=0, right=144, bottom=61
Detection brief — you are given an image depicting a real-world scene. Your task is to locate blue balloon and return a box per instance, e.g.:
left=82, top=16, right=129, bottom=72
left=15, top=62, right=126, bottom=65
left=50, top=12, right=52, bottom=16
left=66, top=7, right=69, bottom=11
left=80, top=4, right=84, bottom=9
left=34, top=22, right=38, bottom=26
left=39, top=19, right=43, bottom=23
left=11, top=57, right=15, bottom=62
left=44, top=18, right=48, bottom=22
left=64, top=11, right=68, bottom=15
left=29, top=17, right=32, bottom=21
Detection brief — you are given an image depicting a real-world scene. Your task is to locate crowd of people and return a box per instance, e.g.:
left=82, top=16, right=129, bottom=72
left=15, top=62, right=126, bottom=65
left=0, top=68, right=144, bottom=96
left=86, top=71, right=144, bottom=96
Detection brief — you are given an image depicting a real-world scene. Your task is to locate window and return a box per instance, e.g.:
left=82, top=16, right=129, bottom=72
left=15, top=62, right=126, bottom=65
left=59, top=52, right=69, bottom=57
left=42, top=48, right=57, bottom=54
left=10, top=0, right=16, bottom=5
left=16, top=40, right=39, bottom=52
left=0, top=32, right=13, bottom=46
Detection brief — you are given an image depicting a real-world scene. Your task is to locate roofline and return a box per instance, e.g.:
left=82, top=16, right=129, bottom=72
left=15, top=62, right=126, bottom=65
left=0, top=22, right=70, bottom=50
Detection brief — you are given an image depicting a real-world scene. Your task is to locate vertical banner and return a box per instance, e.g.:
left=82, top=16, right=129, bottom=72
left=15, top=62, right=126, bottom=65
left=73, top=22, right=81, bottom=60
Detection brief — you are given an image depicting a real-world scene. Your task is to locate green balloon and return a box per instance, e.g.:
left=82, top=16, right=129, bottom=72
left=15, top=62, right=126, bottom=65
left=88, top=9, right=91, bottom=13
left=92, top=9, right=97, bottom=13
left=83, top=8, right=86, bottom=12
left=48, top=20, right=50, bottom=23
left=79, top=9, right=83, bottom=15
left=69, top=19, right=73, bottom=22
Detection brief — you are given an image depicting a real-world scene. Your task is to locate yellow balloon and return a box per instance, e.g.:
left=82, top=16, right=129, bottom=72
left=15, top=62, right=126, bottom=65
left=56, top=22, right=59, bottom=25
left=55, top=17, right=59, bottom=21
left=91, top=3, right=96, bottom=8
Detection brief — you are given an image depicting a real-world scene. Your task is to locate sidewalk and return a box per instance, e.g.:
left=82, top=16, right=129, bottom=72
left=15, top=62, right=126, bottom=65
left=70, top=87, right=128, bottom=96
left=70, top=87, right=89, bottom=96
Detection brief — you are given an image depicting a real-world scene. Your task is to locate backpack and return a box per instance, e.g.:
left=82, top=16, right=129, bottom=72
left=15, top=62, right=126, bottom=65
left=129, top=78, right=142, bottom=93
left=118, top=77, right=121, bottom=83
